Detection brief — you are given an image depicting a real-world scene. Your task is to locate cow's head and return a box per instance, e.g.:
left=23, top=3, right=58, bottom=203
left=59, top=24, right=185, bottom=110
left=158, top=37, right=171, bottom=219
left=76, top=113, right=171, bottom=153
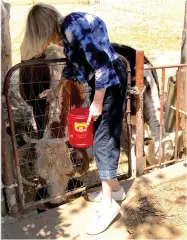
left=35, top=138, right=74, bottom=204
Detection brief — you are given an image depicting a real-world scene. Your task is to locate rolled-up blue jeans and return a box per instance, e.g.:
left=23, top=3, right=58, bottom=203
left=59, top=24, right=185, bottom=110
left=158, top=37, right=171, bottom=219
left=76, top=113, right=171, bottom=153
left=88, top=57, right=128, bottom=180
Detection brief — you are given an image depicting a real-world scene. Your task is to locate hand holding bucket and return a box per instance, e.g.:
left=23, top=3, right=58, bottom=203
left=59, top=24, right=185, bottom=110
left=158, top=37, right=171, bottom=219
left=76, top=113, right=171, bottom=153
left=86, top=101, right=103, bottom=127
left=68, top=101, right=103, bottom=148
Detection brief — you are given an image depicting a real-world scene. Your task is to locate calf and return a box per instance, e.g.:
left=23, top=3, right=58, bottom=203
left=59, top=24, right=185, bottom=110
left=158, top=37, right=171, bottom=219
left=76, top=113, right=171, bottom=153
left=19, top=45, right=89, bottom=205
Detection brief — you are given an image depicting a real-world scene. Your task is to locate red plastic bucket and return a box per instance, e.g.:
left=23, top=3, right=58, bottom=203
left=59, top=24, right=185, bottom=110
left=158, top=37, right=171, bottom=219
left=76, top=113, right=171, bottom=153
left=68, top=108, right=93, bottom=148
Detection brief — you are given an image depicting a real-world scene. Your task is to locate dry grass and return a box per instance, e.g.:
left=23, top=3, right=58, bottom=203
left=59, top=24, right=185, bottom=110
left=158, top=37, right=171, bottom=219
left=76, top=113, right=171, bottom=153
left=10, top=2, right=185, bottom=65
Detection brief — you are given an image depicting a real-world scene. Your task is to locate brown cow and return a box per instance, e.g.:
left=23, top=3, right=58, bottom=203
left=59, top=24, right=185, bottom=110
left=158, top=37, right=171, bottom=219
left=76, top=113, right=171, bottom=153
left=19, top=45, right=90, bottom=204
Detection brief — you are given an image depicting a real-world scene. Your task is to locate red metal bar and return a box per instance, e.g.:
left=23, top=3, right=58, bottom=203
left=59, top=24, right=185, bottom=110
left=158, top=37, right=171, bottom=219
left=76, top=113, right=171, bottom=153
left=135, top=51, right=144, bottom=176
left=144, top=157, right=186, bottom=171
left=158, top=68, right=166, bottom=164
left=174, top=68, right=181, bottom=162
left=144, top=63, right=187, bottom=70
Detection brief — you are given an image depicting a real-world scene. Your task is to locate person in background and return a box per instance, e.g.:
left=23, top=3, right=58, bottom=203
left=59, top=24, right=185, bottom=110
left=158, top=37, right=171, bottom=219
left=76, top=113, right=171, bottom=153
left=21, top=3, right=127, bottom=235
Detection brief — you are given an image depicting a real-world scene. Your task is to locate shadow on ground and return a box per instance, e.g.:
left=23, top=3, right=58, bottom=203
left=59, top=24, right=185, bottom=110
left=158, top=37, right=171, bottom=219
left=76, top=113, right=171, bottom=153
left=117, top=175, right=186, bottom=239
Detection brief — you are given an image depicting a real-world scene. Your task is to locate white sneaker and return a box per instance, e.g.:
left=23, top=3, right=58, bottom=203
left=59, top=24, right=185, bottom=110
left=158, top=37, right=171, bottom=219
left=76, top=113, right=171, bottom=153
left=87, top=186, right=126, bottom=202
left=86, top=199, right=120, bottom=235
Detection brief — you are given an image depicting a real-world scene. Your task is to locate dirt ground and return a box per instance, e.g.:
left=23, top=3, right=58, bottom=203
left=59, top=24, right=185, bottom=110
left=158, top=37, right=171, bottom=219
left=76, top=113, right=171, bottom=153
left=2, top=162, right=187, bottom=240
left=121, top=176, right=187, bottom=239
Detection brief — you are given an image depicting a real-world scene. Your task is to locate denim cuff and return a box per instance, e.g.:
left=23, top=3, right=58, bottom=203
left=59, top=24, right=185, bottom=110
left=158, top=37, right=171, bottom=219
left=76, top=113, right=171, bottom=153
left=98, top=169, right=117, bottom=180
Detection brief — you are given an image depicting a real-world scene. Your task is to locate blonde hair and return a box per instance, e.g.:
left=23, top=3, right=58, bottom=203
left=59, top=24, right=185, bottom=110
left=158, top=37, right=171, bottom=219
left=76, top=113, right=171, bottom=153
left=21, top=3, right=63, bottom=60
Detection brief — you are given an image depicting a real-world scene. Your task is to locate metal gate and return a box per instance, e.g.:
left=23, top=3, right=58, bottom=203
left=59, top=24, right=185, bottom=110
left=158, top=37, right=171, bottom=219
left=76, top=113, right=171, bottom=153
left=3, top=52, right=187, bottom=214
left=3, top=57, right=132, bottom=212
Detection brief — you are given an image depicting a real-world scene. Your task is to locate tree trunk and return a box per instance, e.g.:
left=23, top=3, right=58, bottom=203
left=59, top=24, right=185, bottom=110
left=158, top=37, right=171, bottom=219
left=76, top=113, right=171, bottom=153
left=1, top=1, right=12, bottom=88
left=1, top=1, right=19, bottom=217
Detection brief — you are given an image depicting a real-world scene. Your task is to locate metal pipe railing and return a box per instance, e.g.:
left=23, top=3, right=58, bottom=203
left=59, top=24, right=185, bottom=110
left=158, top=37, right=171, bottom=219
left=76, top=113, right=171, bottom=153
left=135, top=51, right=144, bottom=176
left=174, top=68, right=182, bottom=162
left=158, top=68, right=166, bottom=165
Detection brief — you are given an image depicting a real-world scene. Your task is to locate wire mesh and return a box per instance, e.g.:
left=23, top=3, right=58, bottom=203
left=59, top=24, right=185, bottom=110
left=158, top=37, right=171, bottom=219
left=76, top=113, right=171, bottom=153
left=5, top=60, right=129, bottom=210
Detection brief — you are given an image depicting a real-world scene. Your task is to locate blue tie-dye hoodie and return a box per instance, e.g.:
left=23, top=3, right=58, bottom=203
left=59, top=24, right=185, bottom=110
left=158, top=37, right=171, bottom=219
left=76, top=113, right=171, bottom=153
left=61, top=12, right=120, bottom=89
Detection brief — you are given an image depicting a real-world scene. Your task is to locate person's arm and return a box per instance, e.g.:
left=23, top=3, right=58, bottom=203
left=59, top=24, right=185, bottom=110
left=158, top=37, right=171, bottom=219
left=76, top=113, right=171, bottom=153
left=93, top=89, right=106, bottom=104
left=85, top=88, right=106, bottom=125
